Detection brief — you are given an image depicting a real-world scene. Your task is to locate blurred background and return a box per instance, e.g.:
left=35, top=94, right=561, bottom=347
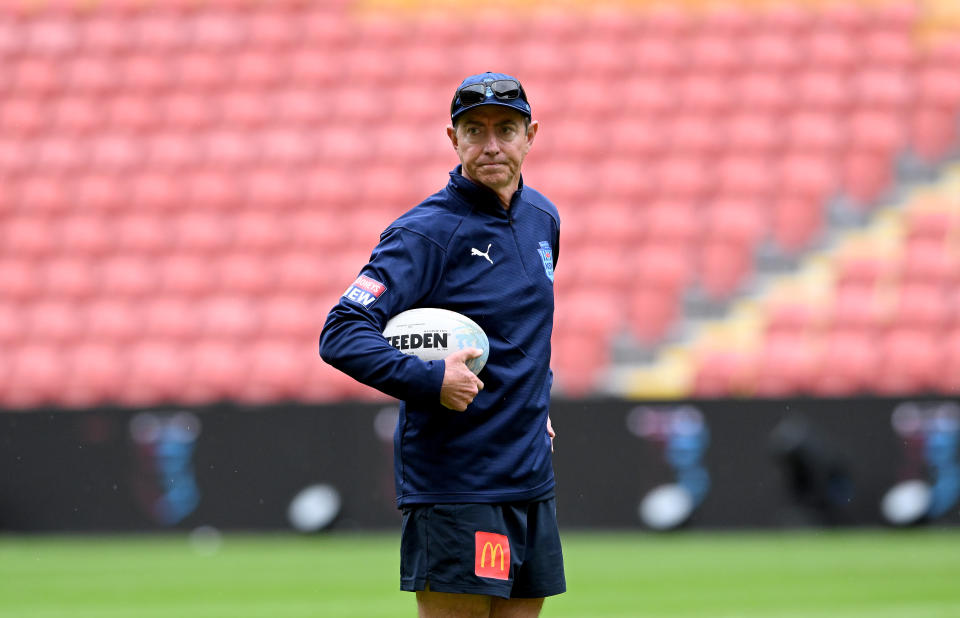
left=1, top=0, right=960, bottom=614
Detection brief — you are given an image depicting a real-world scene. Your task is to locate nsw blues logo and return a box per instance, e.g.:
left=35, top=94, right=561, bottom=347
left=343, top=274, right=386, bottom=309
left=537, top=241, right=554, bottom=282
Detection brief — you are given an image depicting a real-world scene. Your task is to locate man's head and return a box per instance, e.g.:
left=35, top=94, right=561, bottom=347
left=447, top=73, right=538, bottom=203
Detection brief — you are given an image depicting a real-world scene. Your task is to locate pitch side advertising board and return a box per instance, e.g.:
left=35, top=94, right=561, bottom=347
left=1, top=398, right=958, bottom=531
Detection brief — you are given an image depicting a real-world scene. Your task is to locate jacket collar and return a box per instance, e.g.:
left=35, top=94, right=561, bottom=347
left=448, top=165, right=524, bottom=216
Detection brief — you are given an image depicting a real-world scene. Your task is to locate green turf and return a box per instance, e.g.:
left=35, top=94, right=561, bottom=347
left=1, top=529, right=959, bottom=617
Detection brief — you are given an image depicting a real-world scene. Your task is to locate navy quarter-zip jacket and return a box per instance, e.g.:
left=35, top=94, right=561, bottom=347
left=319, top=166, right=560, bottom=506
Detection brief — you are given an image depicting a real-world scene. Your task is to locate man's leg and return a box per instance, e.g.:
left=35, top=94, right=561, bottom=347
left=490, top=596, right=544, bottom=618
left=416, top=585, right=490, bottom=618
left=417, top=588, right=544, bottom=618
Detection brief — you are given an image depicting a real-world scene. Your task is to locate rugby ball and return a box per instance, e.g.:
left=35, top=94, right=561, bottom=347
left=382, top=308, right=489, bottom=375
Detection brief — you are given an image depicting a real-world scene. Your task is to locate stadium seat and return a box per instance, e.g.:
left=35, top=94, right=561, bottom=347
left=692, top=349, right=739, bottom=397
left=901, top=238, right=960, bottom=284
left=697, top=240, right=753, bottom=299
left=215, top=252, right=273, bottom=296
left=805, top=30, right=860, bottom=72
left=734, top=71, right=793, bottom=113
left=42, top=257, right=99, bottom=300
left=239, top=340, right=312, bottom=404
left=2, top=215, right=57, bottom=257
left=181, top=340, right=250, bottom=404
left=60, top=341, right=126, bottom=408
left=706, top=198, right=767, bottom=244
left=52, top=95, right=101, bottom=134
left=892, top=283, right=952, bottom=330
left=0, top=259, right=43, bottom=302
left=4, top=343, right=66, bottom=409
left=714, top=156, right=776, bottom=198
left=157, top=253, right=218, bottom=297
left=0, top=97, right=46, bottom=135
left=118, top=340, right=190, bottom=407
left=753, top=332, right=819, bottom=396
left=724, top=112, right=782, bottom=154
left=551, top=333, right=609, bottom=397
left=810, top=329, right=877, bottom=396
left=142, top=296, right=203, bottom=341
left=935, top=329, right=960, bottom=393
left=627, top=288, right=680, bottom=344
left=873, top=328, right=943, bottom=394
left=909, top=108, right=959, bottom=162
left=771, top=196, right=825, bottom=252
left=795, top=69, right=853, bottom=111
left=163, top=92, right=216, bottom=130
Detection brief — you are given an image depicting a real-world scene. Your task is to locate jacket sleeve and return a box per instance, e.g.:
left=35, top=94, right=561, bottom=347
left=318, top=227, right=447, bottom=403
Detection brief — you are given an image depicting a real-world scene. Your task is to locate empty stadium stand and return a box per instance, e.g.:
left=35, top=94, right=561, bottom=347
left=0, top=0, right=959, bottom=408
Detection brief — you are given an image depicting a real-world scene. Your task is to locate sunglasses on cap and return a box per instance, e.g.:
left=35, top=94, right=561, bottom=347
left=452, top=79, right=527, bottom=111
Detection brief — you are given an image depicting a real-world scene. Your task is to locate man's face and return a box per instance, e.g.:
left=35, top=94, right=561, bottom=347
left=447, top=106, right=538, bottom=195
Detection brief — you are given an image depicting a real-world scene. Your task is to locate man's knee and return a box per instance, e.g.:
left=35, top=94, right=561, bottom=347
left=416, top=586, right=491, bottom=618
left=490, top=596, right=544, bottom=618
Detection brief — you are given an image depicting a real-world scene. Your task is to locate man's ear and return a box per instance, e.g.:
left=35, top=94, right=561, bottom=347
left=526, top=120, right=539, bottom=146
left=446, top=124, right=458, bottom=149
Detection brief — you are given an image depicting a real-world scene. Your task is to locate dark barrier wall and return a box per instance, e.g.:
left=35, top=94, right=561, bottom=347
left=2, top=398, right=959, bottom=532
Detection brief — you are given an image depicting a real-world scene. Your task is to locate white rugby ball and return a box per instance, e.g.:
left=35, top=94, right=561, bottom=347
left=382, top=308, right=489, bottom=375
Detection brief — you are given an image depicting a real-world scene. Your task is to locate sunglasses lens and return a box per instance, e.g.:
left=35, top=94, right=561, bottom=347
left=458, top=84, right=487, bottom=106
left=491, top=80, right=521, bottom=100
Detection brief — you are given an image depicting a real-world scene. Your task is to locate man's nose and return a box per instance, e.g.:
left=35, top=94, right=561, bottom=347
left=482, top=132, right=500, bottom=154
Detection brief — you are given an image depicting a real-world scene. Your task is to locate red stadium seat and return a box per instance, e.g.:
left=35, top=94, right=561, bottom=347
left=215, top=252, right=273, bottom=296
left=724, top=112, right=782, bottom=154
left=60, top=342, right=126, bottom=408
left=771, top=196, right=825, bottom=252
left=697, top=239, right=753, bottom=299
left=810, top=329, right=878, bottom=396
left=936, top=329, right=960, bottom=393
left=892, top=283, right=952, bottom=330
left=4, top=343, right=66, bottom=409
left=873, top=328, right=943, bottom=394
left=180, top=340, right=250, bottom=404
left=656, top=155, right=713, bottom=199
left=42, top=256, right=100, bottom=300
left=627, top=288, right=680, bottom=344
left=693, top=349, right=751, bottom=398
left=644, top=200, right=701, bottom=245
left=233, top=210, right=291, bottom=253
left=26, top=299, right=85, bottom=343
left=0, top=259, right=43, bottom=301
left=909, top=108, right=959, bottom=163
left=162, top=92, right=215, bottom=130
left=239, top=340, right=313, bottom=404
left=779, top=153, right=839, bottom=201
left=829, top=283, right=889, bottom=332
left=172, top=212, right=234, bottom=254
left=142, top=296, right=203, bottom=341
left=199, top=295, right=262, bottom=341
left=794, top=69, right=853, bottom=111
left=0, top=97, right=46, bottom=135
left=551, top=333, right=609, bottom=397
left=742, top=32, right=802, bottom=73
left=805, top=30, right=860, bottom=72
left=116, top=340, right=187, bottom=406
left=706, top=198, right=767, bottom=244
left=687, top=32, right=743, bottom=75
left=735, top=71, right=793, bottom=113
left=901, top=239, right=960, bottom=285
left=2, top=215, right=57, bottom=257
left=753, top=332, right=819, bottom=397
left=157, top=253, right=218, bottom=297
left=713, top=155, right=776, bottom=198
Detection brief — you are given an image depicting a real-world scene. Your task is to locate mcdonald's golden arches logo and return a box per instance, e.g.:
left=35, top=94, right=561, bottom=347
left=474, top=531, right=510, bottom=580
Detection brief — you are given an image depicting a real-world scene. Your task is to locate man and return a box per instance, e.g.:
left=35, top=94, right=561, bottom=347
left=319, top=72, right=564, bottom=617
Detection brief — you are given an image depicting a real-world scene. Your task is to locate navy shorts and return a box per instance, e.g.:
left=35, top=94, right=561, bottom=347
left=400, top=497, right=566, bottom=599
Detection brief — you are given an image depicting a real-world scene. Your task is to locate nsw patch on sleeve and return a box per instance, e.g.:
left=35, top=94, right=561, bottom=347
left=474, top=531, right=511, bottom=580
left=342, top=274, right=386, bottom=309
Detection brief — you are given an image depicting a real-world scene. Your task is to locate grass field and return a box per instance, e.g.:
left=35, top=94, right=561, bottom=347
left=2, top=529, right=959, bottom=617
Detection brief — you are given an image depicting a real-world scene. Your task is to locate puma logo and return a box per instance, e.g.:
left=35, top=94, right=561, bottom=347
left=471, top=244, right=493, bottom=265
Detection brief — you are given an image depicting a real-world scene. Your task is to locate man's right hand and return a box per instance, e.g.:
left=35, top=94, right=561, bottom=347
left=439, top=348, right=484, bottom=411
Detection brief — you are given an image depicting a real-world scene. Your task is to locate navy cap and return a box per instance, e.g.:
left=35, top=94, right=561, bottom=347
left=450, top=72, right=532, bottom=122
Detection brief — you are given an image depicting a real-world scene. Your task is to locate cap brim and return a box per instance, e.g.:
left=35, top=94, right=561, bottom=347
left=451, top=100, right=532, bottom=121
